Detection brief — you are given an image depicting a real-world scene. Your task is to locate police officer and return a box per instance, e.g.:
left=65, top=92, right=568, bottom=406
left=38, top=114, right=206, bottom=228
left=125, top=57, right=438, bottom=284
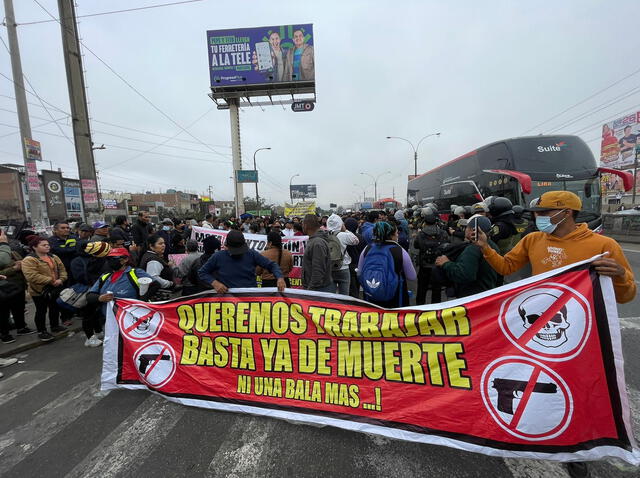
left=512, top=205, right=529, bottom=237
left=487, top=197, right=520, bottom=255
left=413, top=206, right=448, bottom=304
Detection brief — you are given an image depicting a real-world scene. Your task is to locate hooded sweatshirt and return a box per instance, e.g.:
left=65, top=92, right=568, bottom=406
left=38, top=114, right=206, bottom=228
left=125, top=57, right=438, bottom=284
left=326, top=214, right=359, bottom=270
left=481, top=223, right=636, bottom=303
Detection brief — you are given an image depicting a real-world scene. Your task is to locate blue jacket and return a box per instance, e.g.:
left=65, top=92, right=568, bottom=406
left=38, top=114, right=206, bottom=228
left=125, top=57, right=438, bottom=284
left=360, top=222, right=375, bottom=245
left=198, top=249, right=282, bottom=288
left=88, top=266, right=153, bottom=315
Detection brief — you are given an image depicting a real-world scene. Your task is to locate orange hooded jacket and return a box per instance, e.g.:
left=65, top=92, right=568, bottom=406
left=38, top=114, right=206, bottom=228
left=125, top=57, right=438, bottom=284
left=481, top=223, right=636, bottom=303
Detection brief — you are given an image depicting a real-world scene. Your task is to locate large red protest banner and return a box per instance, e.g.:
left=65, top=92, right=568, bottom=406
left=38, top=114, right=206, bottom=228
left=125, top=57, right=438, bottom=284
left=101, top=257, right=639, bottom=463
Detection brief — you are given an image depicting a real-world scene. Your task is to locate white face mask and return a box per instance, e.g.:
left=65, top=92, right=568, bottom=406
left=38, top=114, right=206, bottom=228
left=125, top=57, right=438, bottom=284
left=535, top=209, right=567, bottom=234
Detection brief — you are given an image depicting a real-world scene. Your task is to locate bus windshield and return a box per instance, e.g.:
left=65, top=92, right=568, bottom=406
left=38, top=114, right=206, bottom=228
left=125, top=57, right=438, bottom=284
left=527, top=178, right=601, bottom=222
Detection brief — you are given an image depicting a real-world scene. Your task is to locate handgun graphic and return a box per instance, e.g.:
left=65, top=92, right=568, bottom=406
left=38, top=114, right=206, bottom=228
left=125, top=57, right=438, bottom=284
left=491, top=378, right=557, bottom=415
left=138, top=354, right=170, bottom=374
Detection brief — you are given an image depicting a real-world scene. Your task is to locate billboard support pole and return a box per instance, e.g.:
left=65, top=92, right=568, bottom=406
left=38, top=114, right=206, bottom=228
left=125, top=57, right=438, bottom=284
left=4, top=0, right=45, bottom=228
left=229, top=98, right=244, bottom=217
left=633, top=152, right=638, bottom=205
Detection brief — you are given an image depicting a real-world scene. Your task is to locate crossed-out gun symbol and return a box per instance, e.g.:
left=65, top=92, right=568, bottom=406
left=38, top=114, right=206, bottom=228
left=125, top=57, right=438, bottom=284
left=138, top=354, right=170, bottom=374
left=491, top=378, right=558, bottom=415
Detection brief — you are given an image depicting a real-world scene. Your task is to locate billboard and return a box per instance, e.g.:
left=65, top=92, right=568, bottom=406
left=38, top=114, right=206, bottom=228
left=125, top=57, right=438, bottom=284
left=63, top=179, right=83, bottom=218
left=290, top=184, right=317, bottom=199
left=207, top=24, right=314, bottom=88
left=42, top=170, right=66, bottom=223
left=600, top=111, right=640, bottom=169
left=24, top=138, right=42, bottom=161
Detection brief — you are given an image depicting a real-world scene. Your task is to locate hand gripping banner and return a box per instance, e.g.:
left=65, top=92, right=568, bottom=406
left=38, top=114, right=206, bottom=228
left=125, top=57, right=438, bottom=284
left=101, top=256, right=640, bottom=464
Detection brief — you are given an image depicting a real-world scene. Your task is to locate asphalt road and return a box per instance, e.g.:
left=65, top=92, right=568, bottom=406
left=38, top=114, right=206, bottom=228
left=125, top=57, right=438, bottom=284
left=0, top=245, right=639, bottom=477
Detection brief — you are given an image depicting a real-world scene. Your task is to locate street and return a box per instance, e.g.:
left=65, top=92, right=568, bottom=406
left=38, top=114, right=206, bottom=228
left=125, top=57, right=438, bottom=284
left=0, top=245, right=639, bottom=477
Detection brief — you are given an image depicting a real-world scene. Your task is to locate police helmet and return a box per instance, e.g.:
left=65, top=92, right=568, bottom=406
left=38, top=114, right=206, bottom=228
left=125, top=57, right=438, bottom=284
left=450, top=204, right=459, bottom=213
left=472, top=202, right=489, bottom=213
left=512, top=205, right=525, bottom=218
left=453, top=206, right=466, bottom=217
left=421, top=207, right=437, bottom=224
left=488, top=197, right=513, bottom=216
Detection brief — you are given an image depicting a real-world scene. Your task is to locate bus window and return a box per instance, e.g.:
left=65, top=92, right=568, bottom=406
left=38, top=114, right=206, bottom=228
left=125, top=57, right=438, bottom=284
left=477, top=175, right=519, bottom=204
left=437, top=181, right=481, bottom=210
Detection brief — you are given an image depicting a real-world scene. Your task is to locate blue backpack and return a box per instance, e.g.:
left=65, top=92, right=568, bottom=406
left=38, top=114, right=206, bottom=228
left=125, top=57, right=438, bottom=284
left=359, top=243, right=403, bottom=305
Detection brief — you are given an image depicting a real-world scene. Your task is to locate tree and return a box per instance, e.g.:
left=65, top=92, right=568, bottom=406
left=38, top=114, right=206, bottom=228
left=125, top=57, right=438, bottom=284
left=243, top=196, right=274, bottom=214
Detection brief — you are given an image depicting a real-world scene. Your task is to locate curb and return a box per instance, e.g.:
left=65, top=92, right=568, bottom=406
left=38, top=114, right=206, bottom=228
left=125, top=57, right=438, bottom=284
left=0, top=325, right=84, bottom=358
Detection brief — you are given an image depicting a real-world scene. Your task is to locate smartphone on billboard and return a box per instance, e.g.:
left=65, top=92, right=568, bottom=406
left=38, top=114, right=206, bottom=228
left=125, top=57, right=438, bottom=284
left=255, top=42, right=273, bottom=71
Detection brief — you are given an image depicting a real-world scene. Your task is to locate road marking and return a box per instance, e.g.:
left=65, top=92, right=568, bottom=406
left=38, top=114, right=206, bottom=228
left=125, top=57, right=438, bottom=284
left=66, top=395, right=185, bottom=478
left=0, top=371, right=56, bottom=407
left=205, top=415, right=275, bottom=478
left=0, top=377, right=104, bottom=475
left=619, top=317, right=640, bottom=330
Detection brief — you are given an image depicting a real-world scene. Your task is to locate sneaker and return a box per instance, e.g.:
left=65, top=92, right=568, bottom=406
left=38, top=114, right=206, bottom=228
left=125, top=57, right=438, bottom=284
left=1, top=334, right=15, bottom=344
left=84, top=335, right=103, bottom=348
left=38, top=332, right=55, bottom=342
left=0, top=357, right=18, bottom=367
left=50, top=325, right=67, bottom=334
left=16, top=327, right=36, bottom=335
left=96, top=331, right=105, bottom=340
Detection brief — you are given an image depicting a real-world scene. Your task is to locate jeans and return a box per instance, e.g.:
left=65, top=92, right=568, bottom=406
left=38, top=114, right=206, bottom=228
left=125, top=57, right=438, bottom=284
left=0, top=289, right=27, bottom=335
left=32, top=295, right=61, bottom=332
left=332, top=268, right=350, bottom=296
left=309, top=283, right=337, bottom=294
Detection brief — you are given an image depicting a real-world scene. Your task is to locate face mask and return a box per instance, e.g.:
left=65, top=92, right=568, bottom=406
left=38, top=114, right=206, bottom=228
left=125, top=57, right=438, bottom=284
left=107, top=257, right=124, bottom=270
left=535, top=210, right=567, bottom=234
left=162, top=226, right=171, bottom=231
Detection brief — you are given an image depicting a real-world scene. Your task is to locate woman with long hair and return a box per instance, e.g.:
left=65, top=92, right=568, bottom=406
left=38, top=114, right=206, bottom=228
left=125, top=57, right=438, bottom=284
left=357, top=221, right=416, bottom=307
left=257, top=231, right=292, bottom=288
left=139, top=234, right=177, bottom=299
left=21, top=236, right=68, bottom=342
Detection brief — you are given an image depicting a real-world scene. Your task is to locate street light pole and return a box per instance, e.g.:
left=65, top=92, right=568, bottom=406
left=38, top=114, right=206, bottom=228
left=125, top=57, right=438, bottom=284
left=289, top=174, right=300, bottom=203
left=253, top=147, right=270, bottom=214
left=387, top=132, right=441, bottom=177
left=360, top=171, right=391, bottom=202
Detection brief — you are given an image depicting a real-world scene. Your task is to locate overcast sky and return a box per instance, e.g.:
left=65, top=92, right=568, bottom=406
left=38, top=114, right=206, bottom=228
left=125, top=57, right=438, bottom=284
left=0, top=0, right=637, bottom=208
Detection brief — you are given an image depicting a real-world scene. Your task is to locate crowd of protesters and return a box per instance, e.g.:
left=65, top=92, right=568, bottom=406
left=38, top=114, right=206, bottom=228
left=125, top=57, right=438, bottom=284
left=0, top=191, right=636, bottom=371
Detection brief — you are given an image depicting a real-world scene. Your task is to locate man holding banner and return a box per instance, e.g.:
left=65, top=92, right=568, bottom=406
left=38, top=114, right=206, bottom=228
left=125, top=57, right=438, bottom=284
left=476, top=191, right=636, bottom=304
left=198, top=230, right=286, bottom=293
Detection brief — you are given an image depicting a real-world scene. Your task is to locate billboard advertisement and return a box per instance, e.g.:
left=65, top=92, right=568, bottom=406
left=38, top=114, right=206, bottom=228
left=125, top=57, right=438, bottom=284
left=207, top=24, right=314, bottom=87
left=290, top=184, right=317, bottom=199
left=600, top=111, right=640, bottom=169
left=24, top=138, right=42, bottom=161
left=63, top=179, right=83, bottom=218
left=42, top=170, right=66, bottom=223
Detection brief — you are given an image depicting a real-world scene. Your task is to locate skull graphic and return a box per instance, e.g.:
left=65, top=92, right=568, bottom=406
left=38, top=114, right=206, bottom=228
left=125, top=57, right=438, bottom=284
left=129, top=307, right=154, bottom=333
left=518, top=293, right=569, bottom=348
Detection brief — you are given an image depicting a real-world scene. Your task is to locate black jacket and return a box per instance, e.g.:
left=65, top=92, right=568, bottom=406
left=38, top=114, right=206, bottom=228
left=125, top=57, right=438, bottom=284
left=131, top=220, right=154, bottom=249
left=110, top=225, right=132, bottom=248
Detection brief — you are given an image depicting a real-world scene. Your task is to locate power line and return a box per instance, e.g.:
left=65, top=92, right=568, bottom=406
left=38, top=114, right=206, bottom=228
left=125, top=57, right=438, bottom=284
left=520, top=64, right=640, bottom=135
left=546, top=85, right=640, bottom=134
left=32, top=0, right=227, bottom=159
left=0, top=34, right=74, bottom=144
left=18, top=0, right=204, bottom=25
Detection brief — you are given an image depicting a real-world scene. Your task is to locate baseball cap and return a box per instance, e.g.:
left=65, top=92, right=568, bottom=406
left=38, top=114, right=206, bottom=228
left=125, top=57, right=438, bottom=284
left=225, top=230, right=248, bottom=256
left=84, top=241, right=111, bottom=257
left=467, top=215, right=492, bottom=233
left=107, top=247, right=130, bottom=258
left=79, top=223, right=94, bottom=232
left=93, top=221, right=109, bottom=229
left=527, top=191, right=582, bottom=212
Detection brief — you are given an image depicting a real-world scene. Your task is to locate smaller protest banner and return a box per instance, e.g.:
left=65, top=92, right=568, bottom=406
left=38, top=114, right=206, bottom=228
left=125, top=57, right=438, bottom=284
left=284, top=202, right=316, bottom=217
left=190, top=226, right=307, bottom=289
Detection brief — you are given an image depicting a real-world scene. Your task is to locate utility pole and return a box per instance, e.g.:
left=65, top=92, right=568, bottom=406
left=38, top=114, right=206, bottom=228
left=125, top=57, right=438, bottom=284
left=57, top=0, right=101, bottom=222
left=228, top=99, right=244, bottom=217
left=4, top=0, right=45, bottom=227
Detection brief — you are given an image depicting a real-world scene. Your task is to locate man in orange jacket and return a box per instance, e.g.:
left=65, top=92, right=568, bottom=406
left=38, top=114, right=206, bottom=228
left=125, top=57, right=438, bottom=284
left=475, top=191, right=636, bottom=304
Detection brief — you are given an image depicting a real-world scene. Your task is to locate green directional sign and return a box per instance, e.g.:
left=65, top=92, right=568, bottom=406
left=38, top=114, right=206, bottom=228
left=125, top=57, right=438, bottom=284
left=236, top=170, right=258, bottom=183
